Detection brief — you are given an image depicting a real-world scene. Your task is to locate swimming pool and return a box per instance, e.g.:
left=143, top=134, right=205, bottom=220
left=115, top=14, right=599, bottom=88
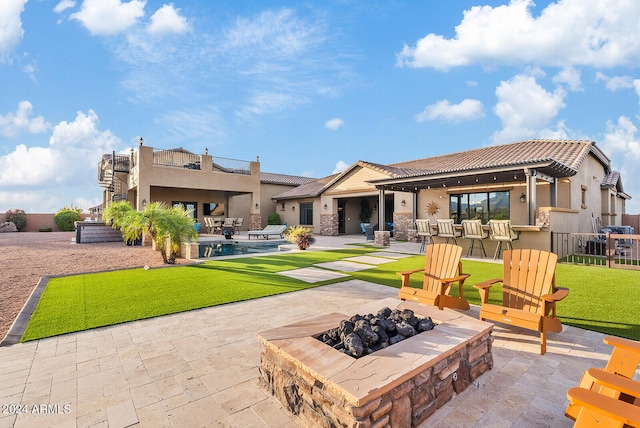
left=198, top=240, right=286, bottom=258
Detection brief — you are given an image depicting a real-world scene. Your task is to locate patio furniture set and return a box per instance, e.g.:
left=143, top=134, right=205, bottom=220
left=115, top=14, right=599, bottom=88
left=415, top=218, right=520, bottom=259
left=398, top=241, right=640, bottom=425
left=203, top=217, right=243, bottom=235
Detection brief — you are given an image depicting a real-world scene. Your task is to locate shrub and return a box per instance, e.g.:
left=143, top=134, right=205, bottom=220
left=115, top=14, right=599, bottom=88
left=267, top=212, right=281, bottom=225
left=5, top=209, right=27, bottom=231
left=54, top=207, right=82, bottom=231
left=284, top=225, right=316, bottom=250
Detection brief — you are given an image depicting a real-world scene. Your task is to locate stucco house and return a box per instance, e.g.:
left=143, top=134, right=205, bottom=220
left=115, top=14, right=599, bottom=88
left=97, top=139, right=630, bottom=253
left=271, top=139, right=630, bottom=252
left=96, top=142, right=315, bottom=231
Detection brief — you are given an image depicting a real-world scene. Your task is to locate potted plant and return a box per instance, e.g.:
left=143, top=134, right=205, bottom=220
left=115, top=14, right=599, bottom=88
left=284, top=225, right=316, bottom=250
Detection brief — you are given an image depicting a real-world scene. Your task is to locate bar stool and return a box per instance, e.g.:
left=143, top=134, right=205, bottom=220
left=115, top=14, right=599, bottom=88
left=488, top=219, right=520, bottom=259
left=436, top=219, right=458, bottom=244
left=415, top=219, right=434, bottom=252
left=461, top=219, right=488, bottom=258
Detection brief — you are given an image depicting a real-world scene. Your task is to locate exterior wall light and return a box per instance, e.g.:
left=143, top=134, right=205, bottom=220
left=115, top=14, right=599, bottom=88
left=520, top=193, right=526, bottom=203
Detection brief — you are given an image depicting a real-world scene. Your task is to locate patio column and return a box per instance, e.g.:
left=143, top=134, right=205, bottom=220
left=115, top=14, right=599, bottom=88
left=525, top=170, right=537, bottom=226
left=378, top=189, right=385, bottom=228
left=550, top=178, right=558, bottom=207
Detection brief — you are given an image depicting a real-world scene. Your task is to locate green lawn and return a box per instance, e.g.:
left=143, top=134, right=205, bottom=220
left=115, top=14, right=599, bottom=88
left=349, top=255, right=640, bottom=341
left=21, top=248, right=640, bottom=342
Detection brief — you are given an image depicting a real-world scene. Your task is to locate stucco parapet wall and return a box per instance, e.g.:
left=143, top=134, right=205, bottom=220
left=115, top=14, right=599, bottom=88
left=539, top=206, right=579, bottom=214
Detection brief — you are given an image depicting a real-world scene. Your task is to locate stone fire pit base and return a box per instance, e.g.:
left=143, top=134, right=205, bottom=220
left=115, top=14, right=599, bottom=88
left=257, top=297, right=494, bottom=428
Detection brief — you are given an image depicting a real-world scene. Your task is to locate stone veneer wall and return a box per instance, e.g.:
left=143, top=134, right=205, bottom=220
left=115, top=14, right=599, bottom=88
left=249, top=213, right=261, bottom=232
left=259, top=332, right=493, bottom=428
left=393, top=211, right=413, bottom=241
left=320, top=214, right=339, bottom=236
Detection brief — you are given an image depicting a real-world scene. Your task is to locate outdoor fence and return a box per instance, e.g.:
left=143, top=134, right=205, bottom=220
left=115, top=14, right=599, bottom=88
left=552, top=231, right=640, bottom=270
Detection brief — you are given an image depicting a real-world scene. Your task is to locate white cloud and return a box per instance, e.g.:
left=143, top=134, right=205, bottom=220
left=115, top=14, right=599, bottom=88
left=600, top=116, right=640, bottom=160
left=71, top=0, right=146, bottom=36
left=0, top=110, right=121, bottom=189
left=54, top=0, right=76, bottom=14
left=325, top=118, right=344, bottom=131
left=332, top=160, right=349, bottom=174
left=415, top=99, right=484, bottom=123
left=596, top=72, right=636, bottom=92
left=397, top=0, right=640, bottom=70
left=153, top=108, right=227, bottom=144
left=221, top=8, right=324, bottom=58
left=0, top=101, right=51, bottom=138
left=236, top=91, right=307, bottom=120
left=0, top=0, right=27, bottom=63
left=553, top=67, right=582, bottom=91
left=147, top=4, right=189, bottom=35
left=491, top=73, right=567, bottom=143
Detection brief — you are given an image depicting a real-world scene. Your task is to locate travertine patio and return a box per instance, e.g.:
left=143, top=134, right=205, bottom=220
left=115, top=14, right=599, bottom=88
left=0, top=235, right=623, bottom=427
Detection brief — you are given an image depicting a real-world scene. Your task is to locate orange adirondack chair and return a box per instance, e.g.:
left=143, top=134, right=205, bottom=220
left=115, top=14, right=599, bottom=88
left=473, top=249, right=569, bottom=355
left=567, top=385, right=640, bottom=428
left=566, top=336, right=640, bottom=421
left=397, top=243, right=470, bottom=310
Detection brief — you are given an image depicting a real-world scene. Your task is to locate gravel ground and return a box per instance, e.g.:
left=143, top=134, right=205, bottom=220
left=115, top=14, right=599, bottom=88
left=0, top=232, right=189, bottom=342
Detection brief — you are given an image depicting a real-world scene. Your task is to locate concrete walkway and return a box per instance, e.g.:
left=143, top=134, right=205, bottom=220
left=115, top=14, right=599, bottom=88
left=0, top=235, right=623, bottom=427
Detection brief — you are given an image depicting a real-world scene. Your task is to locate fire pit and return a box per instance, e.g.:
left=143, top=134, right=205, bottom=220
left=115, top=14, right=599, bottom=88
left=316, top=306, right=436, bottom=358
left=257, top=297, right=493, bottom=427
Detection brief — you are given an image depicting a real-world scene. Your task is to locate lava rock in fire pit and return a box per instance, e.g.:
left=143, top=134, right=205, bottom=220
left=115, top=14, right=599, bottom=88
left=318, top=307, right=436, bottom=358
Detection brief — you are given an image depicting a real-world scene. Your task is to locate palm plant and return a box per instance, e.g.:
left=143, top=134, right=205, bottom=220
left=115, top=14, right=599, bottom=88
left=104, top=201, right=198, bottom=264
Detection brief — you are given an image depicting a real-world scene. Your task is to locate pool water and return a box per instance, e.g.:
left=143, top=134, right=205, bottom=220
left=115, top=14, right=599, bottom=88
left=198, top=241, right=285, bottom=258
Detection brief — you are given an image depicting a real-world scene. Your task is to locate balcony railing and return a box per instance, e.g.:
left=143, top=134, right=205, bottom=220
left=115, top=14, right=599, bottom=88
left=153, top=149, right=201, bottom=169
left=212, top=156, right=251, bottom=175
left=151, top=149, right=251, bottom=175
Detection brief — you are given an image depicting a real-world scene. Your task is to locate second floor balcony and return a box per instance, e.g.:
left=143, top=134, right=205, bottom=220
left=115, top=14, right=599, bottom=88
left=152, top=148, right=251, bottom=175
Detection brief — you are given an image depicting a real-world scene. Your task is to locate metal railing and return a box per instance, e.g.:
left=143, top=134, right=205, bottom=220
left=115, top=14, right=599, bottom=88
left=552, top=232, right=640, bottom=269
left=152, top=150, right=251, bottom=175
left=153, top=149, right=201, bottom=169
left=212, top=156, right=251, bottom=175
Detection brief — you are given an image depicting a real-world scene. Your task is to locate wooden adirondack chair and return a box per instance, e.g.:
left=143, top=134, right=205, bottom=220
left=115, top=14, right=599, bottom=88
left=397, top=243, right=470, bottom=310
left=473, top=249, right=569, bottom=355
left=567, top=386, right=640, bottom=428
left=566, top=336, right=640, bottom=420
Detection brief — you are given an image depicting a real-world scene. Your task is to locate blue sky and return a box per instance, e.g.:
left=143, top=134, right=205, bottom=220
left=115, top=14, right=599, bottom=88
left=2, top=0, right=640, bottom=213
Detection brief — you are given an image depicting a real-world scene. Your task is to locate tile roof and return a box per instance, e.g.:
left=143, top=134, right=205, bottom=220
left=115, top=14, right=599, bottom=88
left=260, top=172, right=316, bottom=186
left=602, top=171, right=620, bottom=188
left=271, top=174, right=338, bottom=200
left=384, top=139, right=603, bottom=179
left=272, top=139, right=616, bottom=199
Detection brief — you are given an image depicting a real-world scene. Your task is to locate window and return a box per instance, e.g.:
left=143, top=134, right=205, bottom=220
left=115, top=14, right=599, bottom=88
left=581, top=185, right=587, bottom=209
left=299, top=202, right=313, bottom=225
left=173, top=201, right=197, bottom=218
left=449, top=191, right=510, bottom=223
left=204, top=203, right=224, bottom=216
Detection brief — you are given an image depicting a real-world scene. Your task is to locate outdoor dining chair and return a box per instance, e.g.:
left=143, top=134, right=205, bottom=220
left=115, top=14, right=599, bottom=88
left=415, top=219, right=434, bottom=252
left=462, top=219, right=488, bottom=258
left=488, top=219, right=520, bottom=259
left=436, top=219, right=458, bottom=245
